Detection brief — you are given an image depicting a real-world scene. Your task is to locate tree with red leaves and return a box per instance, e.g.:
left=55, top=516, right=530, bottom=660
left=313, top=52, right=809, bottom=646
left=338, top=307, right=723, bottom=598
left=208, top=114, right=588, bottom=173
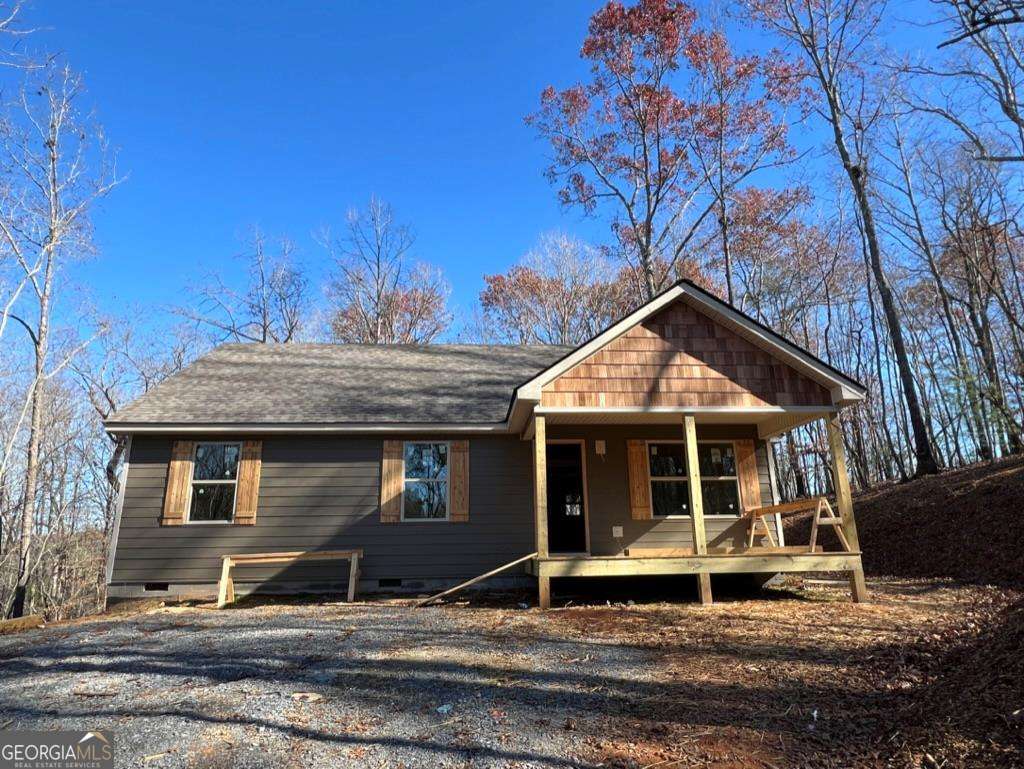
left=687, top=24, right=798, bottom=303
left=478, top=232, right=719, bottom=345
left=479, top=232, right=634, bottom=345
left=528, top=0, right=796, bottom=302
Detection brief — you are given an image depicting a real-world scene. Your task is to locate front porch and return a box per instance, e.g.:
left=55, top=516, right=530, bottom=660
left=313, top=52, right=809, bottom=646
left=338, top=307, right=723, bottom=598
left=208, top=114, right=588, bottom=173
left=510, top=282, right=869, bottom=608
left=527, top=411, right=867, bottom=608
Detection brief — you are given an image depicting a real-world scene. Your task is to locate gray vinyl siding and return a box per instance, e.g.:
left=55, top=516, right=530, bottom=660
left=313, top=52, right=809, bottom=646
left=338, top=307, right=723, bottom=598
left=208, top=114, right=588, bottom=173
left=545, top=424, right=775, bottom=556
left=111, top=424, right=776, bottom=590
left=111, top=435, right=534, bottom=587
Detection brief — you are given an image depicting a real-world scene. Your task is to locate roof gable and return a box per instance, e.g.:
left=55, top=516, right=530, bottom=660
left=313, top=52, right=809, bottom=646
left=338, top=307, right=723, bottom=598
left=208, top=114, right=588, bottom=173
left=515, top=281, right=865, bottom=408
left=541, top=300, right=832, bottom=409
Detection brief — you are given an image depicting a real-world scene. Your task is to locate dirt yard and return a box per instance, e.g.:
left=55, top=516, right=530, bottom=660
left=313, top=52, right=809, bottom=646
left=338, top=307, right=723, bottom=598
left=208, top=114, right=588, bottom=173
left=1, top=578, right=1020, bottom=769
left=786, top=455, right=1024, bottom=587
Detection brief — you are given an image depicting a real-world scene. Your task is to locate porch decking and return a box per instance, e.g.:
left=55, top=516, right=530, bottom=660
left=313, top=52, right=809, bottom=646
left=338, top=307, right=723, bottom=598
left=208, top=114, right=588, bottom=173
left=526, top=548, right=862, bottom=579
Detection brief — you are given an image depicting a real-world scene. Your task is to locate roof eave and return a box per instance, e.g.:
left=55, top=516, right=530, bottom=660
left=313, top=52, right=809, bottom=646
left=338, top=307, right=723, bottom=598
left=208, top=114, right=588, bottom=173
left=104, top=421, right=513, bottom=435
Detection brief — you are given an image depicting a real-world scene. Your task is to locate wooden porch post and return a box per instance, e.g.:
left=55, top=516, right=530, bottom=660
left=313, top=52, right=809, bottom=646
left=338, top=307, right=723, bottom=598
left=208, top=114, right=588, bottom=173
left=532, top=413, right=550, bottom=609
left=826, top=414, right=868, bottom=603
left=683, top=414, right=713, bottom=605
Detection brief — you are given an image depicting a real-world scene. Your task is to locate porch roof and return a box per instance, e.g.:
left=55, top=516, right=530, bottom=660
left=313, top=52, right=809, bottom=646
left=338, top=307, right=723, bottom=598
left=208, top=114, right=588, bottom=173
left=530, top=405, right=835, bottom=439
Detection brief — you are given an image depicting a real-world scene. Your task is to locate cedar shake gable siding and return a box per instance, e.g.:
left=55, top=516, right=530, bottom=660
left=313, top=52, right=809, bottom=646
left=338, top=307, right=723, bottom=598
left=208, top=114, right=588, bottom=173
left=541, top=300, right=832, bottom=409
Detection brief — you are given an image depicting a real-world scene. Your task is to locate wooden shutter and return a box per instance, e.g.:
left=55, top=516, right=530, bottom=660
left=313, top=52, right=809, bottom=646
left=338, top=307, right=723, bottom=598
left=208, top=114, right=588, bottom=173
left=233, top=440, right=262, bottom=525
left=161, top=440, right=195, bottom=526
left=380, top=440, right=404, bottom=523
left=449, top=440, right=470, bottom=522
left=735, top=439, right=763, bottom=512
left=626, top=439, right=652, bottom=520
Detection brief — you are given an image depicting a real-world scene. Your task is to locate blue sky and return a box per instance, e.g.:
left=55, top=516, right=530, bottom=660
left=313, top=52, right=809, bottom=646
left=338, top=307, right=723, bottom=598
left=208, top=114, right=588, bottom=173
left=31, top=1, right=604, bottom=328
left=29, top=0, right=940, bottom=333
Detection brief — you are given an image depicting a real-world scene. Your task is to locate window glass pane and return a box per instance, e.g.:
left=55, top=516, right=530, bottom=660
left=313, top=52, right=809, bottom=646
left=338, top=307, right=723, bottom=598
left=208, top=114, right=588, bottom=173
left=194, top=444, right=240, bottom=481
left=190, top=483, right=235, bottom=521
left=698, top=443, right=736, bottom=476
left=652, top=480, right=689, bottom=516
left=648, top=443, right=686, bottom=477
left=701, top=480, right=741, bottom=516
left=404, top=443, right=448, bottom=480
left=403, top=480, right=448, bottom=519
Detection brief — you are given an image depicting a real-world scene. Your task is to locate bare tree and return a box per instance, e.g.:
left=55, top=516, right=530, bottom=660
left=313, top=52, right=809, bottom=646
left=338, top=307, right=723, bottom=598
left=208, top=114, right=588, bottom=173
left=913, top=0, right=1024, bottom=162
left=73, top=321, right=202, bottom=535
left=749, top=0, right=941, bottom=476
left=936, top=0, right=1024, bottom=47
left=1, top=62, right=119, bottom=617
left=322, top=197, right=451, bottom=344
left=177, top=230, right=309, bottom=344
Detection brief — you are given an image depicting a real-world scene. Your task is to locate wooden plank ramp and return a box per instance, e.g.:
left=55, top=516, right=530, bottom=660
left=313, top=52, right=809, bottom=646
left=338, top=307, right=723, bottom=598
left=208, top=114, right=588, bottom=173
left=416, top=552, right=538, bottom=608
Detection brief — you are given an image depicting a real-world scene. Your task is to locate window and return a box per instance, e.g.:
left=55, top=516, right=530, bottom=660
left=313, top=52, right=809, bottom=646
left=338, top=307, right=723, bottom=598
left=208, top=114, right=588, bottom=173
left=697, top=443, right=741, bottom=516
left=648, top=442, right=689, bottom=517
left=401, top=442, right=449, bottom=521
left=648, top=441, right=742, bottom=518
left=188, top=443, right=240, bottom=523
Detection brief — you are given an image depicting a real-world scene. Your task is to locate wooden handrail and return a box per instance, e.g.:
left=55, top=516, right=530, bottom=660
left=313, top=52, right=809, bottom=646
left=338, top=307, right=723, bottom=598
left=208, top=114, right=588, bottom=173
left=744, top=497, right=826, bottom=518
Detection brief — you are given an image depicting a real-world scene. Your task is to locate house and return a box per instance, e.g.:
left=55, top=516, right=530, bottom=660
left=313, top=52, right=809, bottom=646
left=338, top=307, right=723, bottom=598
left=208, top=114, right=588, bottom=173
left=105, top=280, right=868, bottom=608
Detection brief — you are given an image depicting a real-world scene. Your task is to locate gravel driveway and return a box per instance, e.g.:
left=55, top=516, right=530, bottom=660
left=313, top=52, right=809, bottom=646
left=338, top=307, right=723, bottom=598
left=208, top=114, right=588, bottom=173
left=0, top=598, right=658, bottom=768
left=1, top=581, right=1019, bottom=769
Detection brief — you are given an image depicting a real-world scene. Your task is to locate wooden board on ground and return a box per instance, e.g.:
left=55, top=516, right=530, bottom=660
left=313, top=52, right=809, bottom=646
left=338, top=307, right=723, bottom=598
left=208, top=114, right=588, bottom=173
left=0, top=614, right=44, bottom=634
left=416, top=552, right=538, bottom=607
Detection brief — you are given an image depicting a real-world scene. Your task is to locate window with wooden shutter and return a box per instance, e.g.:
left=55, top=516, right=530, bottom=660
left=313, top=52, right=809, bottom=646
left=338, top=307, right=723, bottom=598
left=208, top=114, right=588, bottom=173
left=161, top=440, right=195, bottom=526
left=380, top=440, right=404, bottom=523
left=233, top=440, right=262, bottom=525
left=626, top=439, right=652, bottom=520
left=449, top=440, right=469, bottom=522
left=188, top=443, right=241, bottom=522
left=735, top=439, right=762, bottom=512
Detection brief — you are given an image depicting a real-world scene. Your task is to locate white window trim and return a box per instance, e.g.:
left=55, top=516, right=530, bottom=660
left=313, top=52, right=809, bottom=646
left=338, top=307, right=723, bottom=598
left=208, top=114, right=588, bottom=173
left=400, top=440, right=451, bottom=523
left=185, top=442, right=241, bottom=525
left=646, top=439, right=744, bottom=519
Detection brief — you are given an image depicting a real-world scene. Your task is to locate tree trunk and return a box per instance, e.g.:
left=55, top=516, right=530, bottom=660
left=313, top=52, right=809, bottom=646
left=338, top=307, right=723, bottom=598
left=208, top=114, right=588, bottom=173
left=837, top=146, right=939, bottom=476
left=9, top=260, right=52, bottom=619
left=718, top=203, right=734, bottom=305
left=103, top=435, right=128, bottom=534
left=640, top=240, right=657, bottom=301
left=893, top=128, right=992, bottom=461
left=786, top=432, right=807, bottom=498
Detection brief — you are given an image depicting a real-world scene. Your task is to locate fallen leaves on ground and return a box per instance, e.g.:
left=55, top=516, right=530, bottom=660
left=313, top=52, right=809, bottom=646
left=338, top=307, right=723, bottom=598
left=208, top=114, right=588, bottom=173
left=520, top=580, right=1021, bottom=769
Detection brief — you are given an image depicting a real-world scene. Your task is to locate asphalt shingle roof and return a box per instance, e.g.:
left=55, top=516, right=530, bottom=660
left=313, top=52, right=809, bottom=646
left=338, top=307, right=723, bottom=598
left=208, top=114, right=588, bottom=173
left=107, top=343, right=572, bottom=426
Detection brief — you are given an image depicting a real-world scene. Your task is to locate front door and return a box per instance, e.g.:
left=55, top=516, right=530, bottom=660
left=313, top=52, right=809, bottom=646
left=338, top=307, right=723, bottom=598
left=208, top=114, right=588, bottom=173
left=546, top=442, right=588, bottom=553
